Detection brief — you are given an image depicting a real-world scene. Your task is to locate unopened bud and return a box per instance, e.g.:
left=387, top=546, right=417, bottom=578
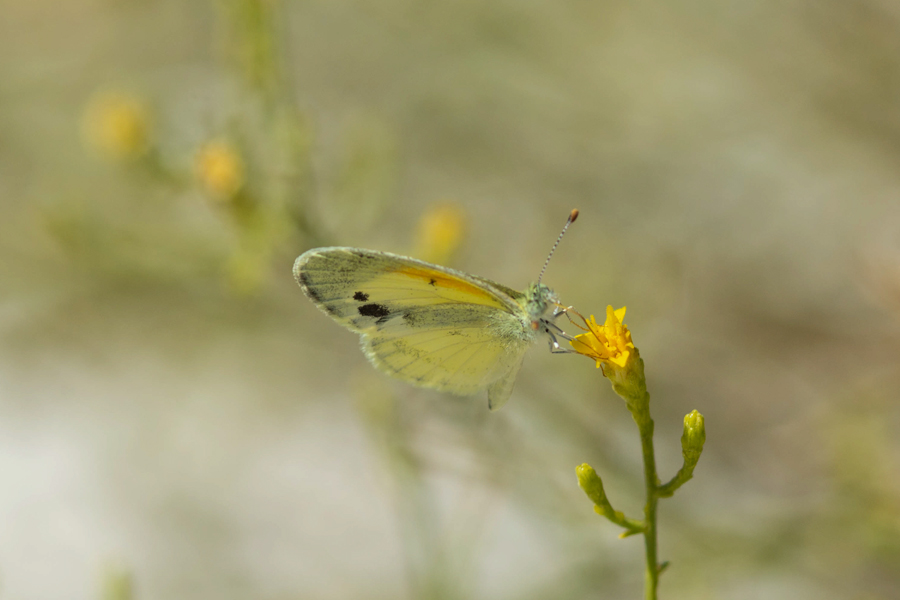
left=681, top=410, right=706, bottom=463
left=576, top=463, right=608, bottom=507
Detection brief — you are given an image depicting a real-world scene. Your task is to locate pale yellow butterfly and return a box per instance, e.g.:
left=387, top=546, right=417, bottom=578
left=293, top=210, right=578, bottom=410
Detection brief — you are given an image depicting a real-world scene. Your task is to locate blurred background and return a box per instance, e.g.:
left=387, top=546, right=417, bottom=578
left=2, top=0, right=900, bottom=598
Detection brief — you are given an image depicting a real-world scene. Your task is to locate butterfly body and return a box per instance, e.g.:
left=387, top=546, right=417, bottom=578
left=294, top=247, right=559, bottom=410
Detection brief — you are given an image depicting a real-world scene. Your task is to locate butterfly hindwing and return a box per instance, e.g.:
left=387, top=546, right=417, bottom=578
left=361, top=305, right=527, bottom=396
left=486, top=354, right=525, bottom=411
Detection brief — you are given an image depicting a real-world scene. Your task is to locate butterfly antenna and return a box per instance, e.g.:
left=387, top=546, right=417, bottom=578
left=537, top=209, right=579, bottom=284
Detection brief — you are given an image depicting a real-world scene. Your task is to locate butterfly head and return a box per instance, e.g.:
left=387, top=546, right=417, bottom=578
left=525, top=282, right=558, bottom=324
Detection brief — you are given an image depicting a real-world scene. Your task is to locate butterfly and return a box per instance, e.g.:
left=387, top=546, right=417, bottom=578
left=293, top=210, right=578, bottom=410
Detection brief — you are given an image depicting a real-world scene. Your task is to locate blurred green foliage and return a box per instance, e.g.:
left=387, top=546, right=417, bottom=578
left=1, top=0, right=900, bottom=599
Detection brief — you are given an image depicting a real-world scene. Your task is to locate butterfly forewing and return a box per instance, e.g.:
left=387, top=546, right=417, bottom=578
left=294, top=247, right=533, bottom=400
left=295, top=248, right=521, bottom=330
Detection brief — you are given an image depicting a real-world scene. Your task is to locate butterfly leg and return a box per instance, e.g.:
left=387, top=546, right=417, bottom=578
left=542, top=320, right=576, bottom=354
left=551, top=304, right=572, bottom=320
left=544, top=318, right=574, bottom=339
left=547, top=332, right=571, bottom=354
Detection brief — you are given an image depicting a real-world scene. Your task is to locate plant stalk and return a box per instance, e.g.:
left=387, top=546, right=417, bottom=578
left=624, top=378, right=659, bottom=600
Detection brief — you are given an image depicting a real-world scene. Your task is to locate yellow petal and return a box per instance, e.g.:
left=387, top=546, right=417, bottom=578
left=604, top=305, right=618, bottom=327
left=610, top=350, right=629, bottom=368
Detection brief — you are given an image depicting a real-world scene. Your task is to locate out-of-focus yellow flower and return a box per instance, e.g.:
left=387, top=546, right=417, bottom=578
left=82, top=91, right=151, bottom=160
left=101, top=565, right=133, bottom=600
left=571, top=305, right=634, bottom=369
left=195, top=139, right=245, bottom=201
left=413, top=202, right=467, bottom=264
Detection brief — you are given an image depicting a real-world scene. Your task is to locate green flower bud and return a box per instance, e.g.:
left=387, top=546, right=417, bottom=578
left=681, top=410, right=706, bottom=463
left=577, top=463, right=646, bottom=534
left=576, top=463, right=608, bottom=507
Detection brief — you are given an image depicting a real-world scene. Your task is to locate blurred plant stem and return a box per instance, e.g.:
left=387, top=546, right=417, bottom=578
left=216, top=0, right=330, bottom=249
left=354, top=374, right=467, bottom=600
left=392, top=442, right=456, bottom=600
left=572, top=308, right=705, bottom=599
left=219, top=0, right=286, bottom=106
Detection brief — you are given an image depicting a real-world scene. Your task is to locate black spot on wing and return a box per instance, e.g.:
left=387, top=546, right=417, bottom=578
left=428, top=278, right=436, bottom=286
left=353, top=291, right=369, bottom=302
left=358, top=303, right=390, bottom=319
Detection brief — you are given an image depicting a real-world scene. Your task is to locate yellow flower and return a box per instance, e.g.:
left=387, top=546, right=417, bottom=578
left=413, top=202, right=467, bottom=264
left=571, top=305, right=647, bottom=410
left=101, top=565, right=133, bottom=600
left=82, top=91, right=151, bottom=160
left=570, top=305, right=634, bottom=369
left=195, top=139, right=245, bottom=200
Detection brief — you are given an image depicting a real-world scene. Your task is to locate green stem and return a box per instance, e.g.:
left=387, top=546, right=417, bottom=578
left=659, top=410, right=705, bottom=499
left=596, top=503, right=647, bottom=537
left=577, top=463, right=646, bottom=536
left=632, top=400, right=660, bottom=600
left=657, top=464, right=695, bottom=498
left=597, top=349, right=703, bottom=597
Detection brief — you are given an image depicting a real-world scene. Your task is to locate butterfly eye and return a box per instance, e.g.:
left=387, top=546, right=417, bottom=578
left=531, top=321, right=540, bottom=331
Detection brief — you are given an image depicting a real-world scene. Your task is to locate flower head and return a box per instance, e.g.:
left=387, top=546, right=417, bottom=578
left=570, top=306, right=647, bottom=405
left=570, top=305, right=634, bottom=369
left=82, top=91, right=151, bottom=160
left=195, top=139, right=245, bottom=200
left=414, top=202, right=467, bottom=264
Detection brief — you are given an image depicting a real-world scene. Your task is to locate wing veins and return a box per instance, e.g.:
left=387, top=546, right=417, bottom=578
left=382, top=329, right=496, bottom=377
left=367, top=331, right=472, bottom=363
left=410, top=338, right=486, bottom=383
left=446, top=342, right=495, bottom=387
